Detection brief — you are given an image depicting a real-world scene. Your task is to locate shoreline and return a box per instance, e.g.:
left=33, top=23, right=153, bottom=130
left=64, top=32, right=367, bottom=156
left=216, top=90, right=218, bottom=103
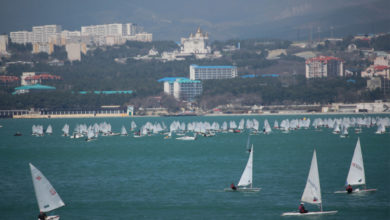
left=4, top=111, right=389, bottom=119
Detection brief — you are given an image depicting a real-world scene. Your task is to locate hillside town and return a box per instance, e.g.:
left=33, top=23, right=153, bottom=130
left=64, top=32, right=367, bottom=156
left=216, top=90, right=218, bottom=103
left=0, top=24, right=389, bottom=117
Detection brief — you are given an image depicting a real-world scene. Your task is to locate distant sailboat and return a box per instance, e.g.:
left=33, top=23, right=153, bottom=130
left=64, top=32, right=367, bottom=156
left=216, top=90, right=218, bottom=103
left=120, top=126, right=128, bottom=136
left=225, top=145, right=261, bottom=192
left=334, top=138, right=377, bottom=194
left=263, top=119, right=272, bottom=134
left=46, top=125, right=53, bottom=135
left=62, top=124, right=69, bottom=137
left=282, top=150, right=337, bottom=216
left=340, top=125, right=349, bottom=138
left=30, top=163, right=65, bottom=220
left=176, top=133, right=196, bottom=141
left=164, top=131, right=172, bottom=139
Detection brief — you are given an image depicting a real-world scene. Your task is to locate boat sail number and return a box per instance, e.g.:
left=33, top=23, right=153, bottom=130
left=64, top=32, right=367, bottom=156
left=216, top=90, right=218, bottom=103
left=352, top=162, right=363, bottom=171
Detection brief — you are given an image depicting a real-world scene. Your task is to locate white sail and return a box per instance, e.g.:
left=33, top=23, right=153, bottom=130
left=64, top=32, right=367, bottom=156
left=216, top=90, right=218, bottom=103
left=120, top=126, right=128, bottom=135
left=301, top=150, right=322, bottom=205
left=346, top=138, right=366, bottom=186
left=30, top=163, right=65, bottom=212
left=238, top=145, right=253, bottom=187
left=46, top=125, right=53, bottom=134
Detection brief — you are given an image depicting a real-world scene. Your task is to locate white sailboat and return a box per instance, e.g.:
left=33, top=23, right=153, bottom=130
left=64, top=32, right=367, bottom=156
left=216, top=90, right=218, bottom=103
left=225, top=145, right=261, bottom=192
left=46, top=125, right=53, bottom=135
left=62, top=124, right=69, bottom=137
left=340, top=125, right=349, bottom=138
left=164, top=131, right=172, bottom=139
left=120, top=126, right=128, bottom=136
left=334, top=138, right=377, bottom=194
left=30, top=163, right=65, bottom=220
left=176, top=133, right=196, bottom=141
left=282, top=150, right=337, bottom=216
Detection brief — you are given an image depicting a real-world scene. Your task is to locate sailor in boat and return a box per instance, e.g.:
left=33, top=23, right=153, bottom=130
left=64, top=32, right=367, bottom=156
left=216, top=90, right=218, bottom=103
left=346, top=184, right=353, bottom=193
left=298, top=203, right=308, bottom=214
left=38, top=211, right=47, bottom=220
left=230, top=183, right=237, bottom=191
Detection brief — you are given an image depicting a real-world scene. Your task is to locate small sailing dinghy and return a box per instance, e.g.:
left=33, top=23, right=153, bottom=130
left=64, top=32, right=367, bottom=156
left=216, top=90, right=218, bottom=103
left=282, top=150, right=337, bottom=216
left=176, top=133, right=196, bottom=141
left=30, top=163, right=65, bottom=220
left=225, top=145, right=261, bottom=192
left=334, top=138, right=377, bottom=194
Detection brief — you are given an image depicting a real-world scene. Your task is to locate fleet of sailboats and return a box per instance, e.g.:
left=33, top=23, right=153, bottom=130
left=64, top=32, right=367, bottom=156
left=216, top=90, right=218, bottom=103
left=22, top=116, right=384, bottom=218
left=27, top=116, right=388, bottom=140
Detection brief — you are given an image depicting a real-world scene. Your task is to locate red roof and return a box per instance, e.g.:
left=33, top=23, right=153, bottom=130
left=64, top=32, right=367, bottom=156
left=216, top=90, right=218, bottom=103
left=374, top=65, right=390, bottom=71
left=306, top=56, right=343, bottom=64
left=0, top=76, right=19, bottom=83
left=25, top=74, right=61, bottom=80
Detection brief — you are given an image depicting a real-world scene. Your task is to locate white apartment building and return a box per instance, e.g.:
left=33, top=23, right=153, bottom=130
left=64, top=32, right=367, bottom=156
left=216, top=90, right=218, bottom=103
left=164, top=78, right=203, bottom=101
left=66, top=43, right=81, bottom=61
left=124, top=32, right=152, bottom=42
left=10, top=31, right=33, bottom=44
left=122, top=23, right=138, bottom=36
left=32, top=43, right=54, bottom=54
left=81, top=23, right=126, bottom=37
left=32, top=25, right=62, bottom=43
left=10, top=25, right=61, bottom=45
left=305, top=56, right=344, bottom=78
left=189, top=65, right=238, bottom=80
left=0, top=35, right=8, bottom=54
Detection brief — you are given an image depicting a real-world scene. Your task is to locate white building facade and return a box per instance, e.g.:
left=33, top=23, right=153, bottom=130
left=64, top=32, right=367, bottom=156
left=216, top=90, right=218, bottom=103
left=10, top=31, right=33, bottom=44
left=0, top=35, right=8, bottom=54
left=164, top=79, right=203, bottom=101
left=180, top=27, right=211, bottom=57
left=66, top=43, right=81, bottom=61
left=32, top=25, right=62, bottom=43
left=189, top=65, right=238, bottom=80
left=305, top=56, right=344, bottom=78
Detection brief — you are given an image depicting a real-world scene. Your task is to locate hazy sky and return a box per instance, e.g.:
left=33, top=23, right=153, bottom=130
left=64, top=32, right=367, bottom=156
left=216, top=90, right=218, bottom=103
left=1, top=0, right=389, bottom=40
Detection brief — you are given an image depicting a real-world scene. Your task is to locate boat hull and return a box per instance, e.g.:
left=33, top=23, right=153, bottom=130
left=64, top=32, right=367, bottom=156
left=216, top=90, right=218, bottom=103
left=334, top=188, right=377, bottom=194
left=224, top=187, right=261, bottom=192
left=176, top=137, right=195, bottom=140
left=38, top=215, right=59, bottom=220
left=282, top=211, right=337, bottom=216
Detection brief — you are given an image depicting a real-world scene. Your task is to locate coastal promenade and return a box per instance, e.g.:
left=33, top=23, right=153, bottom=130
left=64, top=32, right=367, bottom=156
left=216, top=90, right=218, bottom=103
left=13, top=113, right=128, bottom=119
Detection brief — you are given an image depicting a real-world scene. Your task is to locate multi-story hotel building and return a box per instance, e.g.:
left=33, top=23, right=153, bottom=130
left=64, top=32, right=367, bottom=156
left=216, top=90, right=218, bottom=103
left=10, top=25, right=61, bottom=44
left=189, top=65, right=238, bottom=80
left=305, top=56, right=344, bottom=78
left=10, top=31, right=33, bottom=44
left=164, top=78, right=203, bottom=101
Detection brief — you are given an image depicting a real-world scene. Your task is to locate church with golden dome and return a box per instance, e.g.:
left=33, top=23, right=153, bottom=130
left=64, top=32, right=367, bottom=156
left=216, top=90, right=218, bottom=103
left=180, top=27, right=211, bottom=58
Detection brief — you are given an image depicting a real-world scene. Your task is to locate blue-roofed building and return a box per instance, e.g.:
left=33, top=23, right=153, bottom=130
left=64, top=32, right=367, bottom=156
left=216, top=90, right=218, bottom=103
left=157, top=77, right=189, bottom=83
left=261, top=74, right=280, bottom=78
left=164, top=78, right=202, bottom=101
left=189, top=64, right=237, bottom=80
left=13, top=84, right=56, bottom=95
left=240, top=74, right=256, bottom=78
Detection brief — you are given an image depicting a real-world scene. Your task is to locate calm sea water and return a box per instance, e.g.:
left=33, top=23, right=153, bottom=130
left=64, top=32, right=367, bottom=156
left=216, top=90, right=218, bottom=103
left=0, top=115, right=389, bottom=220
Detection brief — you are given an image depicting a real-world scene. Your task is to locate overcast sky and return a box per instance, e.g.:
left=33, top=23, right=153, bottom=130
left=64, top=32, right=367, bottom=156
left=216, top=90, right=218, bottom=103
left=1, top=0, right=389, bottom=40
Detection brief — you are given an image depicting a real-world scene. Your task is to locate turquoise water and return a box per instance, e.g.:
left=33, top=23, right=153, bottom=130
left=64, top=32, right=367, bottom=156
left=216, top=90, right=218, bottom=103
left=0, top=115, right=389, bottom=220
